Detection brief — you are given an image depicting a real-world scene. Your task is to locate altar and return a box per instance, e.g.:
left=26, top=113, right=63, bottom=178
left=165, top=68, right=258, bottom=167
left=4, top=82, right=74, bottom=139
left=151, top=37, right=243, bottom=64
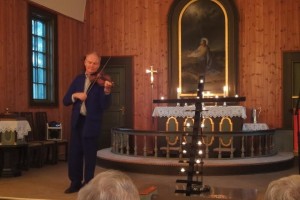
left=152, top=105, right=247, bottom=132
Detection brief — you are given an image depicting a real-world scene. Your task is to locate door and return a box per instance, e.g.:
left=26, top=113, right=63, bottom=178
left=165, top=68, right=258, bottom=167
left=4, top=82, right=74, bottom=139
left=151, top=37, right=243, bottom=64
left=98, top=56, right=133, bottom=149
left=283, top=52, right=300, bottom=129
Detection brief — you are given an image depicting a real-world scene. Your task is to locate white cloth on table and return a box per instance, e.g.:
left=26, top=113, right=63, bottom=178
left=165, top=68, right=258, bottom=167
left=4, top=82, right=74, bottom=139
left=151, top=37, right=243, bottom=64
left=242, top=123, right=269, bottom=131
left=0, top=120, right=31, bottom=139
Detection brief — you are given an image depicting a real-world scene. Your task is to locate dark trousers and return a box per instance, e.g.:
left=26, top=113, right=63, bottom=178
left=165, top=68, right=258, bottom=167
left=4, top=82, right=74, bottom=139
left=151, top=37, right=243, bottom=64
left=68, top=115, right=98, bottom=188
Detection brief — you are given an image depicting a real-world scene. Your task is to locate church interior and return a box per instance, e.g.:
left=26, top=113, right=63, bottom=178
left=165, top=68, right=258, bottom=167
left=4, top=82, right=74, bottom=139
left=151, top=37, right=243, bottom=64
left=0, top=0, right=300, bottom=199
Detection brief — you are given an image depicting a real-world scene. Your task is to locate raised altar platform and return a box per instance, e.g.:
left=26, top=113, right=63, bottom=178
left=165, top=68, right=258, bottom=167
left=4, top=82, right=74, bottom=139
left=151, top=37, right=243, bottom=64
left=97, top=148, right=294, bottom=175
left=97, top=127, right=294, bottom=175
left=97, top=103, right=294, bottom=175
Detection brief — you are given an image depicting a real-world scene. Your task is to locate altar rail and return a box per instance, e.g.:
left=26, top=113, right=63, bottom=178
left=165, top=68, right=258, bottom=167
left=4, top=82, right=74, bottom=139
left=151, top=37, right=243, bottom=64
left=111, top=128, right=277, bottom=159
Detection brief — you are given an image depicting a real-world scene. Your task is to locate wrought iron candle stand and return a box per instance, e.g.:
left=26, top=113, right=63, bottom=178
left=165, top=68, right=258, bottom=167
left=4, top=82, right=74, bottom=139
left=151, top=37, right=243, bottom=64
left=153, top=78, right=246, bottom=196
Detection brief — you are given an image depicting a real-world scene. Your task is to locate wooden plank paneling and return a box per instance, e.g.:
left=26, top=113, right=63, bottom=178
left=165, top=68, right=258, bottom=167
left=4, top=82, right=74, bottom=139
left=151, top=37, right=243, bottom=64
left=235, top=0, right=300, bottom=128
left=1, top=0, right=300, bottom=138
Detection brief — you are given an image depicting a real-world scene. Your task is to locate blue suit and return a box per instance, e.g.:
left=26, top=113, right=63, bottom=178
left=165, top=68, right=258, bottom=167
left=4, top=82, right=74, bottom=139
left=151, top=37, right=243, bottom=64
left=63, top=73, right=111, bottom=188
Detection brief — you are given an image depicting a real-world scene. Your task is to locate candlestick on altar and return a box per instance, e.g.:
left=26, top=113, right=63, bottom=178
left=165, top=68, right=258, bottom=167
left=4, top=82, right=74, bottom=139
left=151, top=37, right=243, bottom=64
left=223, top=85, right=228, bottom=97
left=146, top=65, right=157, bottom=88
left=223, top=85, right=228, bottom=106
left=177, top=87, right=181, bottom=106
left=177, top=87, right=181, bottom=99
left=215, top=95, right=219, bottom=106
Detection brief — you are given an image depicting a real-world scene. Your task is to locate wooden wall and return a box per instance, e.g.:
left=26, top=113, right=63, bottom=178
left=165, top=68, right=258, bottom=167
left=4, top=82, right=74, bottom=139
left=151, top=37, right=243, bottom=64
left=0, top=0, right=85, bottom=140
left=1, top=0, right=300, bottom=140
left=235, top=0, right=300, bottom=127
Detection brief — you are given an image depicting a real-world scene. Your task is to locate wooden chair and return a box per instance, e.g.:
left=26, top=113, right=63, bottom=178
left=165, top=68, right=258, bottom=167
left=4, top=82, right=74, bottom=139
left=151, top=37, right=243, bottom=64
left=47, top=122, right=68, bottom=161
left=213, top=117, right=235, bottom=158
left=35, top=112, right=58, bottom=164
left=160, top=117, right=181, bottom=158
left=201, top=117, right=215, bottom=158
left=182, top=116, right=193, bottom=143
left=19, top=112, right=44, bottom=168
left=36, top=112, right=68, bottom=162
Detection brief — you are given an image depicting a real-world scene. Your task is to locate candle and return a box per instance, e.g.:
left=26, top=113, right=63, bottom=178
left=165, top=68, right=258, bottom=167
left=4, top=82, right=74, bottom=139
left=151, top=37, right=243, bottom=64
left=223, top=86, right=228, bottom=97
left=206, top=91, right=211, bottom=97
left=160, top=96, right=164, bottom=100
left=235, top=94, right=239, bottom=98
left=215, top=95, right=218, bottom=106
left=177, top=87, right=181, bottom=99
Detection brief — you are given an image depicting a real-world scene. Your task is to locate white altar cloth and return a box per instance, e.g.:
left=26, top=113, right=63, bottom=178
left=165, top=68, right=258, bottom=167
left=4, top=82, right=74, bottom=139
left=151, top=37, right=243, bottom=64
left=0, top=119, right=31, bottom=139
left=152, top=106, right=247, bottom=119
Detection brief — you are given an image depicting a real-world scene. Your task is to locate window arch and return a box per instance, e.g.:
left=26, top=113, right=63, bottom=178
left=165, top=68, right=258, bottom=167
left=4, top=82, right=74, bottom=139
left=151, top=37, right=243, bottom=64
left=168, top=0, right=238, bottom=97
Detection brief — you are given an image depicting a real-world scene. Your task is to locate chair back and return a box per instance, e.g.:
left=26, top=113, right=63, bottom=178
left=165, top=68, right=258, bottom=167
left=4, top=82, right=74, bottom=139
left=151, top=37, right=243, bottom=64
left=35, top=112, right=48, bottom=141
left=183, top=117, right=194, bottom=132
left=165, top=117, right=179, bottom=145
left=20, top=112, right=35, bottom=141
left=183, top=117, right=194, bottom=143
left=219, top=117, right=233, bottom=132
left=202, top=117, right=215, bottom=132
left=218, top=117, right=233, bottom=148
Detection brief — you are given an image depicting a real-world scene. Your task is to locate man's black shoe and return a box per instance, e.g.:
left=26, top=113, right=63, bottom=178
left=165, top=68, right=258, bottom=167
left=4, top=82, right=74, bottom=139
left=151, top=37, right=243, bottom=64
left=64, top=186, right=81, bottom=194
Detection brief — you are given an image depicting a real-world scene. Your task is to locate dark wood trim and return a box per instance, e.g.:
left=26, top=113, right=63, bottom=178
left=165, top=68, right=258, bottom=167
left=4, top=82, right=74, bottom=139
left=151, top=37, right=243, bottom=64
left=282, top=51, right=300, bottom=129
left=28, top=4, right=58, bottom=107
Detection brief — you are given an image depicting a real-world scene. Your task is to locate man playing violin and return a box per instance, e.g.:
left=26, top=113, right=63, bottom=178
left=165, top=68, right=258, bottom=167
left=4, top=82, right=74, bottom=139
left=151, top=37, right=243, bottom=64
left=63, top=51, right=112, bottom=194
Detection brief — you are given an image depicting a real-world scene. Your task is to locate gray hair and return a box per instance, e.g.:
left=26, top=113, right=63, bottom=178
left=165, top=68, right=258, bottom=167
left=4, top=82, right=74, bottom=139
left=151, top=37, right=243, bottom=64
left=77, top=170, right=140, bottom=200
left=201, top=37, right=209, bottom=45
left=264, top=175, right=300, bottom=200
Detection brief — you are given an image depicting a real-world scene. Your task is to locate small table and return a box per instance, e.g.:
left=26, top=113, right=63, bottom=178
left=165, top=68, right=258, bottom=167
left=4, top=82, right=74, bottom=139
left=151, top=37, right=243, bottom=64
left=0, top=144, right=28, bottom=177
left=0, top=118, right=31, bottom=177
left=0, top=118, right=31, bottom=144
left=242, top=123, right=269, bottom=131
left=242, top=123, right=270, bottom=157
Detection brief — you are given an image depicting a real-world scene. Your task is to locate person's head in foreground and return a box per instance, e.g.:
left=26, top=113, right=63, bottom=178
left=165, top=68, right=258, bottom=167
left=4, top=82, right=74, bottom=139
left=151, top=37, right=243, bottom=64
left=264, top=175, right=300, bottom=200
left=77, top=170, right=140, bottom=200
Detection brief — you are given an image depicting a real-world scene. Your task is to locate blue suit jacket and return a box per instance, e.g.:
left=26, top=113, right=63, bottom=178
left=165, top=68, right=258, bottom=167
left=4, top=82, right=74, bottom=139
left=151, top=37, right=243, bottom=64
left=63, top=74, right=111, bottom=138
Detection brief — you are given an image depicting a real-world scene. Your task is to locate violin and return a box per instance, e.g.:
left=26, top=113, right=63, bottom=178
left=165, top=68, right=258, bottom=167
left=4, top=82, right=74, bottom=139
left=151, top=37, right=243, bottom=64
left=89, top=72, right=113, bottom=87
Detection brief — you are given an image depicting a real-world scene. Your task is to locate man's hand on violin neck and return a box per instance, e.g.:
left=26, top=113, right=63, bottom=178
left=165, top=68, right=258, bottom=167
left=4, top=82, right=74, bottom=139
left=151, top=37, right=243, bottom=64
left=104, top=81, right=112, bottom=95
left=104, top=80, right=112, bottom=88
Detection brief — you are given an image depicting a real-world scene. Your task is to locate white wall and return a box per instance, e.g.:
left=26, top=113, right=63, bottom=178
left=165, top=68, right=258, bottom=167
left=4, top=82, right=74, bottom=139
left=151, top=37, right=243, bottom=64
left=29, top=0, right=86, bottom=22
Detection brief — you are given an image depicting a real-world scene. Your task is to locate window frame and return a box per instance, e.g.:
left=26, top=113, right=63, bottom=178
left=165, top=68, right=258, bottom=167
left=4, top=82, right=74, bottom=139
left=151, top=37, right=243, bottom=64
left=28, top=5, right=58, bottom=107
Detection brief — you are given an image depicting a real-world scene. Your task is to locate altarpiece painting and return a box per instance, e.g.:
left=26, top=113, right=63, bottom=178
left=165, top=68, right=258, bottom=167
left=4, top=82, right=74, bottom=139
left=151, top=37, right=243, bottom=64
left=169, top=0, right=238, bottom=97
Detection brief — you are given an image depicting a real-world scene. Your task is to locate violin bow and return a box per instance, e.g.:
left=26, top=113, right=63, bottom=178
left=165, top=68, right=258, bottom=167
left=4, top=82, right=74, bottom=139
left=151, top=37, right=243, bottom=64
left=86, top=56, right=112, bottom=95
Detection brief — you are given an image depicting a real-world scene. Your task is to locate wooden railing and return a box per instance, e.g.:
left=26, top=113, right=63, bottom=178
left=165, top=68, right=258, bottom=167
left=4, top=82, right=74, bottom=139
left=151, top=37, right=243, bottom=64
left=111, top=128, right=277, bottom=159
